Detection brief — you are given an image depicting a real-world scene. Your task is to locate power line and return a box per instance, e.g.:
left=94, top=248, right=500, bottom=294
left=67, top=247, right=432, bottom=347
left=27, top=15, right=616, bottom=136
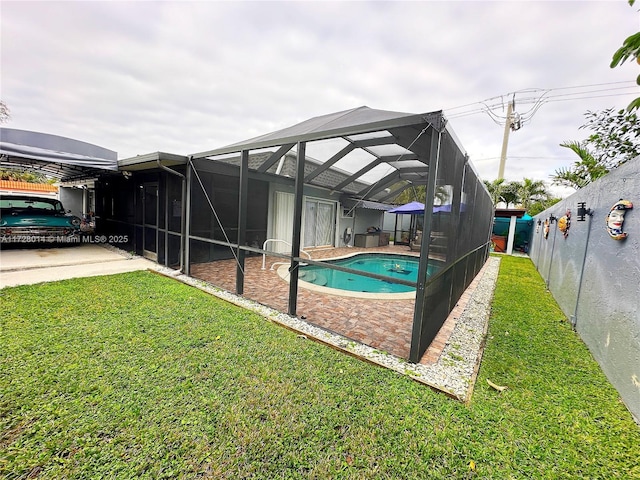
left=444, top=81, right=635, bottom=111
left=444, top=81, right=638, bottom=121
left=442, top=81, right=639, bottom=180
left=446, top=90, right=638, bottom=121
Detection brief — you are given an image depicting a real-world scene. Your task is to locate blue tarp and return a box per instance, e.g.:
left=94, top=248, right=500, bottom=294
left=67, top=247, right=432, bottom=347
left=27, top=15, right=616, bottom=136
left=492, top=214, right=534, bottom=250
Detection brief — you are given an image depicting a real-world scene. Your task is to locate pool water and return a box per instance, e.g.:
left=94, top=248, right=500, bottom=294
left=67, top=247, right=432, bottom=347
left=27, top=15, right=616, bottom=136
left=299, top=254, right=436, bottom=294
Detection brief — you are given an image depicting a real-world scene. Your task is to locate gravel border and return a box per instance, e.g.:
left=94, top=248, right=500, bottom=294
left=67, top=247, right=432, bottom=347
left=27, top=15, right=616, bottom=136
left=147, top=255, right=501, bottom=403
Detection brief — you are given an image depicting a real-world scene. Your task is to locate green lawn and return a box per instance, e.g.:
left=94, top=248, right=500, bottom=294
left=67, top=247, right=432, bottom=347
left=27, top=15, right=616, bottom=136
left=1, top=256, right=638, bottom=479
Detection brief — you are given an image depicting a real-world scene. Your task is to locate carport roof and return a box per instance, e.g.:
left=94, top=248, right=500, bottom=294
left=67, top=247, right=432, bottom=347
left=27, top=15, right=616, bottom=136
left=0, top=128, right=119, bottom=182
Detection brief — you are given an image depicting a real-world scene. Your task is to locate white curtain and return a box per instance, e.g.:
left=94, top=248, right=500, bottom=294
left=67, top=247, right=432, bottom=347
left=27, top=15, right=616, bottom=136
left=316, top=202, right=334, bottom=246
left=273, top=192, right=294, bottom=253
left=303, top=201, right=316, bottom=248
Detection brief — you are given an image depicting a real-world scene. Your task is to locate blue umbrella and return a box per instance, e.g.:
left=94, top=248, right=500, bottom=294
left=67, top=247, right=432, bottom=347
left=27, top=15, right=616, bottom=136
left=388, top=201, right=425, bottom=214
left=388, top=202, right=426, bottom=245
left=389, top=201, right=457, bottom=214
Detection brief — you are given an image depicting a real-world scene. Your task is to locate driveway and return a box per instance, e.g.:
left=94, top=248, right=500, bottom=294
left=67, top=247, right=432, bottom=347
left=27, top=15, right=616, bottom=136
left=0, top=243, right=159, bottom=289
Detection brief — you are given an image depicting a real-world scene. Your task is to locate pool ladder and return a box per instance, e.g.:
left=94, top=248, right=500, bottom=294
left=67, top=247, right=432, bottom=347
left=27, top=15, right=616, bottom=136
left=261, top=239, right=312, bottom=271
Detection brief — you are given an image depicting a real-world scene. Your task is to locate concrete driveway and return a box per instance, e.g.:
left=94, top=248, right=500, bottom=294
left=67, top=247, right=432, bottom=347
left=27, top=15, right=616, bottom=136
left=0, top=243, right=159, bottom=289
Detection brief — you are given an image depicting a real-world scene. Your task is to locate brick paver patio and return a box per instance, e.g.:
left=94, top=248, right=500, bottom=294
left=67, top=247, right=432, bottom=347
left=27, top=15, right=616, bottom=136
left=189, top=245, right=481, bottom=364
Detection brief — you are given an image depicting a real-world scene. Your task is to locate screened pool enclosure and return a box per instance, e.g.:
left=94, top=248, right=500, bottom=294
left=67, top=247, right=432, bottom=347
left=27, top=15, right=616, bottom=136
left=97, top=106, right=493, bottom=363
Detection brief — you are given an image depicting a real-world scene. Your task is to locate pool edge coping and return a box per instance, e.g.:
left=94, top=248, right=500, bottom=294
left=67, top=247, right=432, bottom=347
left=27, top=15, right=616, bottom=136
left=276, top=251, right=419, bottom=300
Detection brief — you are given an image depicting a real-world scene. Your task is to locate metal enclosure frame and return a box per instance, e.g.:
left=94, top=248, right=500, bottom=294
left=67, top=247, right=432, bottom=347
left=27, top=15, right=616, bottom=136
left=4, top=108, right=494, bottom=363
left=184, top=106, right=493, bottom=361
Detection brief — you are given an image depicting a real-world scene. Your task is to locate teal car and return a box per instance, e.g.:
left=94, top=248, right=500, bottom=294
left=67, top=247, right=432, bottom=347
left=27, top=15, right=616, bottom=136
left=0, top=195, right=81, bottom=244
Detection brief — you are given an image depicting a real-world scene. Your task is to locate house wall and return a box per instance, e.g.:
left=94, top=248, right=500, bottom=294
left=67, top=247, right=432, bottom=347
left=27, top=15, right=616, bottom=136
left=266, top=182, right=390, bottom=250
left=529, top=156, right=640, bottom=422
left=267, top=182, right=342, bottom=251
left=353, top=209, right=384, bottom=236
left=59, top=187, right=84, bottom=217
left=337, top=208, right=355, bottom=247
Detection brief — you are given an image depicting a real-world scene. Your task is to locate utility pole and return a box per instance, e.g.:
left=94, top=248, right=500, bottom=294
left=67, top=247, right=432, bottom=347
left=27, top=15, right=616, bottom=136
left=495, top=97, right=522, bottom=256
left=497, top=100, right=513, bottom=180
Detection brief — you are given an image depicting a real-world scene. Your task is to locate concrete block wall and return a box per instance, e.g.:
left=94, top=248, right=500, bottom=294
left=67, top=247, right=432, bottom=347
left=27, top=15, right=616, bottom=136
left=529, top=157, right=639, bottom=422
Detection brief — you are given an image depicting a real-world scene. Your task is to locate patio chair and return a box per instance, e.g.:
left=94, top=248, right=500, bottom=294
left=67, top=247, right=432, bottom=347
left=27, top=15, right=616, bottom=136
left=409, top=230, right=422, bottom=251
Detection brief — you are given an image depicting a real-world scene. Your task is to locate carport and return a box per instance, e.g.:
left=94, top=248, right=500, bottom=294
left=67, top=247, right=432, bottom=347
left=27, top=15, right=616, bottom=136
left=0, top=128, right=120, bottom=216
left=0, top=128, right=118, bottom=180
left=0, top=128, right=149, bottom=288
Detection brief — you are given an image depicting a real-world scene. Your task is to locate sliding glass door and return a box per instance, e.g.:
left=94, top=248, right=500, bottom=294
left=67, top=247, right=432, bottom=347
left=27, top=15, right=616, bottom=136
left=303, top=199, right=335, bottom=248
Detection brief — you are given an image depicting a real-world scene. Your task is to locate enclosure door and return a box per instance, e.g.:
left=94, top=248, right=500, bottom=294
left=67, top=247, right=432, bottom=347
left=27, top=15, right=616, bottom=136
left=303, top=199, right=335, bottom=248
left=142, top=182, right=158, bottom=261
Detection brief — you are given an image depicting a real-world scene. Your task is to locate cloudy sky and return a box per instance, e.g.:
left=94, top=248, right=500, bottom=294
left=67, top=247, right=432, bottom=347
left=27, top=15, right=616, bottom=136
left=1, top=1, right=638, bottom=196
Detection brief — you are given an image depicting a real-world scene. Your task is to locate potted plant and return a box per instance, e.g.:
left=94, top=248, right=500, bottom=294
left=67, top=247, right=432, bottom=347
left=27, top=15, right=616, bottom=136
left=491, top=230, right=508, bottom=252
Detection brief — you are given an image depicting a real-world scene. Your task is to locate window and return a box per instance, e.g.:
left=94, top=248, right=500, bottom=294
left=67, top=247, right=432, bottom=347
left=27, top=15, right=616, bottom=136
left=341, top=207, right=354, bottom=218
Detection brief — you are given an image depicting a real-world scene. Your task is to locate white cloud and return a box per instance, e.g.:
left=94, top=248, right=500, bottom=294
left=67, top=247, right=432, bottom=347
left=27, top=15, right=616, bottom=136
left=1, top=1, right=637, bottom=196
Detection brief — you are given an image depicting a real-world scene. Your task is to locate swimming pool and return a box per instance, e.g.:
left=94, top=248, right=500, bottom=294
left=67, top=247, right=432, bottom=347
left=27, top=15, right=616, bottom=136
left=284, top=253, right=438, bottom=298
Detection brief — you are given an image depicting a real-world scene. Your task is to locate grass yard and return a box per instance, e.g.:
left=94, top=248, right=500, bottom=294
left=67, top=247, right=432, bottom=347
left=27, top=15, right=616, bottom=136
left=1, top=256, right=638, bottom=479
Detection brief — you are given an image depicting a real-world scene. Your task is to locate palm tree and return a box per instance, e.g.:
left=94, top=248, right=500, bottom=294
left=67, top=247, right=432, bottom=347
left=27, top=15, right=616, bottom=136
left=391, top=184, right=449, bottom=205
left=517, top=178, right=549, bottom=211
left=483, top=179, right=522, bottom=208
left=501, top=181, right=522, bottom=208
left=551, top=141, right=609, bottom=189
left=392, top=184, right=425, bottom=204
left=0, top=100, right=10, bottom=124
left=483, top=179, right=506, bottom=206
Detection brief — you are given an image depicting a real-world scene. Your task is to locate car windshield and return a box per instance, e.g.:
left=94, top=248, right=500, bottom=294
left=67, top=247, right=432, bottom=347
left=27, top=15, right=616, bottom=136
left=0, top=198, right=65, bottom=213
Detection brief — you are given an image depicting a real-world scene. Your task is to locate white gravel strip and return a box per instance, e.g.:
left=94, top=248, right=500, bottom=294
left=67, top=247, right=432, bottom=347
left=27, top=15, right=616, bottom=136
left=143, top=255, right=501, bottom=403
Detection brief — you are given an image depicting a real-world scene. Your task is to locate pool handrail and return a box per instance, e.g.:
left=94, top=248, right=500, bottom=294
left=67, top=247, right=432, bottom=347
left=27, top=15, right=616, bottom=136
left=261, top=239, right=311, bottom=270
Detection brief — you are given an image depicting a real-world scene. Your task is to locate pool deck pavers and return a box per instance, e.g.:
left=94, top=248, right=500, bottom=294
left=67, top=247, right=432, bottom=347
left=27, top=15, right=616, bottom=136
left=189, top=244, right=484, bottom=365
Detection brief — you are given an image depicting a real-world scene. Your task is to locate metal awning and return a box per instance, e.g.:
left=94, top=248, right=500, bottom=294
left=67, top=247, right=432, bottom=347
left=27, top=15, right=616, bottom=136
left=118, top=151, right=188, bottom=171
left=340, top=197, right=393, bottom=211
left=0, top=128, right=119, bottom=182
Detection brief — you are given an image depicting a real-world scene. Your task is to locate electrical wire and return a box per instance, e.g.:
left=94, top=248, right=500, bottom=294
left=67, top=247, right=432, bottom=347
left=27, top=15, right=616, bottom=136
left=445, top=81, right=635, bottom=111
left=444, top=81, right=638, bottom=122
